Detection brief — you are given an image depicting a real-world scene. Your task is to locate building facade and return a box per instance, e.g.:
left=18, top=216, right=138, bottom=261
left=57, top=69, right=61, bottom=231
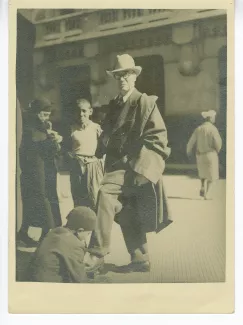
left=18, top=9, right=227, bottom=174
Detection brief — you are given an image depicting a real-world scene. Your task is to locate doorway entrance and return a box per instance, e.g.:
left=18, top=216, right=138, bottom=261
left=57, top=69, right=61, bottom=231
left=59, top=65, right=91, bottom=124
left=16, top=13, right=35, bottom=110
left=59, top=65, right=91, bottom=155
left=218, top=45, right=227, bottom=178
left=134, top=55, right=165, bottom=116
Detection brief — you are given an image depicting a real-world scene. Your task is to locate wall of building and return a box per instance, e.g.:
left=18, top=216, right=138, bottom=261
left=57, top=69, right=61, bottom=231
left=32, top=16, right=227, bottom=172
left=34, top=18, right=226, bottom=113
left=17, top=13, right=35, bottom=110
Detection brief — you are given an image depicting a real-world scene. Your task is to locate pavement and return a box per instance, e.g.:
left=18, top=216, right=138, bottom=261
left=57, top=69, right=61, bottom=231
left=16, top=174, right=226, bottom=283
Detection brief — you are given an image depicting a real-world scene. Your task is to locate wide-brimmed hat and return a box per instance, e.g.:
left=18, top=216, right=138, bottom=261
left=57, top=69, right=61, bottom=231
left=106, top=54, right=142, bottom=77
left=201, top=110, right=217, bottom=119
left=29, top=97, right=52, bottom=114
left=66, top=206, right=96, bottom=231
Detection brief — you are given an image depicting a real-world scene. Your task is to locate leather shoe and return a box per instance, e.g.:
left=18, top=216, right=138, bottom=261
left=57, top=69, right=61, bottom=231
left=85, top=255, right=104, bottom=274
left=115, top=261, right=150, bottom=273
left=17, top=231, right=39, bottom=247
left=200, top=188, right=205, bottom=197
left=129, top=261, right=150, bottom=272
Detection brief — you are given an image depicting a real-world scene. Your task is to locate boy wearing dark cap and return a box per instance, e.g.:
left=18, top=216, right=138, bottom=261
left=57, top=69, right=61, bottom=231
left=26, top=206, right=96, bottom=283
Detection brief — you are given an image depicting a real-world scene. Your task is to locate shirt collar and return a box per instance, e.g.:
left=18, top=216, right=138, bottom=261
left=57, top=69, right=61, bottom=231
left=116, top=88, right=135, bottom=103
left=77, top=120, right=91, bottom=130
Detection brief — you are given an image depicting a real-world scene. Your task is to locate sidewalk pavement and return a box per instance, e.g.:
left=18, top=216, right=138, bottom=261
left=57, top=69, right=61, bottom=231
left=16, top=175, right=226, bottom=283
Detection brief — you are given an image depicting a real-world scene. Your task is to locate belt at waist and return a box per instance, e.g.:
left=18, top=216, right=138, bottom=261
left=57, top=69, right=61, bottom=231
left=71, top=153, right=98, bottom=164
left=196, top=149, right=216, bottom=155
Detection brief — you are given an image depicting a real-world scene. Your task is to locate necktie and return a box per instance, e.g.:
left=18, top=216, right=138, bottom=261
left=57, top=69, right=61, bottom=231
left=116, top=95, right=124, bottom=108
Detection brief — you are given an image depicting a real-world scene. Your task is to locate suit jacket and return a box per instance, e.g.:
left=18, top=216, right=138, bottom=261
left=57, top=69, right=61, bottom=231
left=96, top=88, right=173, bottom=233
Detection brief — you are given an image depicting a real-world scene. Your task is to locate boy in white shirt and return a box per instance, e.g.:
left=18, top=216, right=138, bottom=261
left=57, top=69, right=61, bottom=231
left=69, top=98, right=104, bottom=209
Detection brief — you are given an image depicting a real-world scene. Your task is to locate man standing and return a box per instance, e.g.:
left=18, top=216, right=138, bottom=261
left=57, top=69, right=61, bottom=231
left=87, top=54, right=171, bottom=273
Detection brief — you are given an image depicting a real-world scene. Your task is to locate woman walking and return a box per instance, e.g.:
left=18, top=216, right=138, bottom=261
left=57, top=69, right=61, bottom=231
left=187, top=110, right=222, bottom=200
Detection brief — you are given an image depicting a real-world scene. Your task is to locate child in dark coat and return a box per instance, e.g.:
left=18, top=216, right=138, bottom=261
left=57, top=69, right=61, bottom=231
left=18, top=98, right=63, bottom=246
left=26, top=206, right=96, bottom=283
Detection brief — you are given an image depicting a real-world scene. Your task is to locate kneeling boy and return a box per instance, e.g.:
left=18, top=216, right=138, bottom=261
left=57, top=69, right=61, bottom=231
left=26, top=206, right=96, bottom=283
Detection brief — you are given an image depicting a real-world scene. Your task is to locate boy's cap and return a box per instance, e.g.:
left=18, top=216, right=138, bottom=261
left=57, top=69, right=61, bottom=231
left=66, top=207, right=96, bottom=231
left=29, top=98, right=52, bottom=114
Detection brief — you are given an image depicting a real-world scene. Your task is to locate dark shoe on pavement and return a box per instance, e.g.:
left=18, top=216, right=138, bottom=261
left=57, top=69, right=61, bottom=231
left=17, top=232, right=39, bottom=247
left=85, top=255, right=105, bottom=275
left=200, top=188, right=205, bottom=197
left=115, top=261, right=151, bottom=273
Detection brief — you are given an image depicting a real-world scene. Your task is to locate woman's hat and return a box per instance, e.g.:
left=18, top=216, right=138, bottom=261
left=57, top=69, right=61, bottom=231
left=29, top=97, right=52, bottom=114
left=106, top=54, right=142, bottom=77
left=66, top=206, right=96, bottom=231
left=201, top=110, right=217, bottom=119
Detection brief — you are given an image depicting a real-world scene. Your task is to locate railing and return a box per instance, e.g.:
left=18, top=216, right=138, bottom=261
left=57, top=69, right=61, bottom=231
left=44, top=21, right=60, bottom=35
left=65, top=16, right=82, bottom=31
left=34, top=9, right=226, bottom=48
left=99, top=9, right=173, bottom=25
left=33, top=9, right=96, bottom=23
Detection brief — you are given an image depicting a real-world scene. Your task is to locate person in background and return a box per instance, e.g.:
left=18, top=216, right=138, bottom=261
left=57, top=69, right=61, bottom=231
left=17, top=98, right=63, bottom=246
left=68, top=98, right=104, bottom=210
left=26, top=206, right=96, bottom=283
left=187, top=110, right=222, bottom=200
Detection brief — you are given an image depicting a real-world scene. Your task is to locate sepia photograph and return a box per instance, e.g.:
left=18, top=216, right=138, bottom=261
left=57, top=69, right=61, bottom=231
left=7, top=0, right=235, bottom=314
left=15, top=7, right=228, bottom=285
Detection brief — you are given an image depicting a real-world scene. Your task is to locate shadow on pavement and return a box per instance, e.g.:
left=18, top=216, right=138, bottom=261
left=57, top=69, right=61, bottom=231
left=168, top=196, right=203, bottom=201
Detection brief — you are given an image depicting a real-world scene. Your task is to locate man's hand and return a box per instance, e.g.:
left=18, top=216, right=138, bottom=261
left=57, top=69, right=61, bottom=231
left=55, top=134, right=63, bottom=144
left=133, top=172, right=150, bottom=186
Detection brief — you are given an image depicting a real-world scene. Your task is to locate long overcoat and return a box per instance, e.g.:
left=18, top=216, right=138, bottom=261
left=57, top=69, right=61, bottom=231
left=96, top=88, right=172, bottom=233
left=187, top=121, right=222, bottom=181
left=19, top=116, right=62, bottom=230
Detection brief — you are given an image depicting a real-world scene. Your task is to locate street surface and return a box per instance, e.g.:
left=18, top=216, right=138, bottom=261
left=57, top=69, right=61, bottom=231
left=16, top=175, right=226, bottom=283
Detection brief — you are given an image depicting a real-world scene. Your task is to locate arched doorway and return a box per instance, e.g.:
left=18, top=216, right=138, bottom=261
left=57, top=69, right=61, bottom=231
left=134, top=55, right=165, bottom=116
left=218, top=45, right=227, bottom=178
left=59, top=64, right=91, bottom=165
left=59, top=64, right=91, bottom=126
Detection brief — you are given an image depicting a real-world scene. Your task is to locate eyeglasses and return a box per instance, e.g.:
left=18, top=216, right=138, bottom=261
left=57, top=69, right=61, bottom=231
left=113, top=71, right=134, bottom=80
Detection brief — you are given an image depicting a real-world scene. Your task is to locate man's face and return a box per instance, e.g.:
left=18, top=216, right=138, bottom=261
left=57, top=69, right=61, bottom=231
left=37, top=111, right=51, bottom=123
left=114, top=70, right=137, bottom=94
left=78, top=103, right=92, bottom=125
